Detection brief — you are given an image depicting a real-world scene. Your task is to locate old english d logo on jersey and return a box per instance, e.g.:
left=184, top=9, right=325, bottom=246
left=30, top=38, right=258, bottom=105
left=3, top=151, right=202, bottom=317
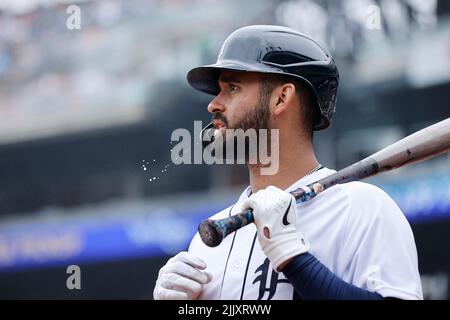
left=253, top=258, right=289, bottom=300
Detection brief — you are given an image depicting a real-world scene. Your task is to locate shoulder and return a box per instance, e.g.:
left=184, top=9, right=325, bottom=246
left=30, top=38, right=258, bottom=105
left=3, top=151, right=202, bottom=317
left=336, top=181, right=412, bottom=237
left=299, top=169, right=395, bottom=211
left=306, top=180, right=396, bottom=215
left=338, top=181, right=403, bottom=217
left=305, top=180, right=405, bottom=232
left=340, top=181, right=391, bottom=199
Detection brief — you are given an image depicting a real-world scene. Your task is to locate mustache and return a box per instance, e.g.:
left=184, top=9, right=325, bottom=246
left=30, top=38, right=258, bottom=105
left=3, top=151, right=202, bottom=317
left=212, top=112, right=228, bottom=127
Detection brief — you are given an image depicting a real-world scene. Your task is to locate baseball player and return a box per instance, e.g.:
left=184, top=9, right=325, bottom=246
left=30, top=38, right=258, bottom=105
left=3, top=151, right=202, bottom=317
left=153, top=25, right=423, bottom=300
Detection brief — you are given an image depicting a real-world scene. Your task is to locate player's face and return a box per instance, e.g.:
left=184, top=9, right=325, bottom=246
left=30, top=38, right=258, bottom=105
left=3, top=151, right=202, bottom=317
left=207, top=70, right=270, bottom=137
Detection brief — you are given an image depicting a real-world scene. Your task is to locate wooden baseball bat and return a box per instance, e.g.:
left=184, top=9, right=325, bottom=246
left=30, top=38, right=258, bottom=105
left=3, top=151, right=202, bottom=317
left=198, top=118, right=450, bottom=247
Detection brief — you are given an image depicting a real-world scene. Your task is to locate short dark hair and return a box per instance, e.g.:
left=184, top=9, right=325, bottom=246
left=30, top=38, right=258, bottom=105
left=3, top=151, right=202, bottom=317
left=260, top=74, right=319, bottom=139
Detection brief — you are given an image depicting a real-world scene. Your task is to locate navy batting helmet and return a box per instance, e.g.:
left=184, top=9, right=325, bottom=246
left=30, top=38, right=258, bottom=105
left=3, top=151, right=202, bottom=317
left=187, top=25, right=339, bottom=131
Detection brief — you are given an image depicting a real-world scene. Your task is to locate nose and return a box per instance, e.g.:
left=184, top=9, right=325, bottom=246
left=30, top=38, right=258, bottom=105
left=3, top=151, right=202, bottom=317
left=207, top=96, right=226, bottom=114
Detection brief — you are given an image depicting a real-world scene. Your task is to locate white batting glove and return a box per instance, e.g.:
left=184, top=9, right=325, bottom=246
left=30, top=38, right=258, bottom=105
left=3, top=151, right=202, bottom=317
left=239, top=186, right=310, bottom=271
left=153, top=251, right=212, bottom=300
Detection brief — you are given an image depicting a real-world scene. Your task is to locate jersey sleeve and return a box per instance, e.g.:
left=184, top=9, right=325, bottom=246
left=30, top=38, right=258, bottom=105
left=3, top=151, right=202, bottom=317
left=340, top=182, right=423, bottom=300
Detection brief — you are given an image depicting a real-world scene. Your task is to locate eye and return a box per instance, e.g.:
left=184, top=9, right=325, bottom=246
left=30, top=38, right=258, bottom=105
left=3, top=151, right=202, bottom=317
left=229, top=84, right=238, bottom=93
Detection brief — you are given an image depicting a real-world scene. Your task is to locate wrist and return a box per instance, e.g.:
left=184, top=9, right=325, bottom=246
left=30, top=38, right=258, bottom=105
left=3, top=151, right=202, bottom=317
left=262, top=232, right=310, bottom=271
left=277, top=258, right=294, bottom=272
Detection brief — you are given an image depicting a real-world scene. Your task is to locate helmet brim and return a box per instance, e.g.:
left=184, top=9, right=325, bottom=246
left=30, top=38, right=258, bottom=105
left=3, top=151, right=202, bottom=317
left=187, top=60, right=279, bottom=96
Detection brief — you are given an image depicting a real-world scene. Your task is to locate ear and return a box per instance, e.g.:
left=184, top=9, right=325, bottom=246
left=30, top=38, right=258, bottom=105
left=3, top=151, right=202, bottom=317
left=272, top=83, right=296, bottom=116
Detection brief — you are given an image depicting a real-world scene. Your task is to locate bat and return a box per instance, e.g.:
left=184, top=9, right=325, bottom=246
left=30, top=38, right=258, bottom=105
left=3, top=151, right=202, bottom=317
left=198, top=117, right=450, bottom=247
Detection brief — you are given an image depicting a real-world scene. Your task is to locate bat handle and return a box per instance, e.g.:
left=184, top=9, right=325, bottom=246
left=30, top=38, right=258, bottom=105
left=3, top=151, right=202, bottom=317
left=198, top=210, right=255, bottom=247
left=198, top=186, right=318, bottom=247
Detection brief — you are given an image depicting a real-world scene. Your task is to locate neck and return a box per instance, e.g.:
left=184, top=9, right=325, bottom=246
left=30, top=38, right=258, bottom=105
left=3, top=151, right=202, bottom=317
left=248, top=133, right=319, bottom=193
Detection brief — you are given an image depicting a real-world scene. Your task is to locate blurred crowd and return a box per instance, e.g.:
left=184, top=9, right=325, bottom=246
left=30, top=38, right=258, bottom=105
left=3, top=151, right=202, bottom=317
left=0, top=0, right=443, bottom=143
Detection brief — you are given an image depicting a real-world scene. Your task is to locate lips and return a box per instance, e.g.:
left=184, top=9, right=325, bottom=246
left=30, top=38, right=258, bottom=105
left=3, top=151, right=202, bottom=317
left=211, top=119, right=226, bottom=138
left=212, top=119, right=226, bottom=130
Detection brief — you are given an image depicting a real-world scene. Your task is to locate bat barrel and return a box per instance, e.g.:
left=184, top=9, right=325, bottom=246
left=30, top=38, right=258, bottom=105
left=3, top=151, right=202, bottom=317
left=372, top=118, right=450, bottom=171
left=314, top=158, right=379, bottom=190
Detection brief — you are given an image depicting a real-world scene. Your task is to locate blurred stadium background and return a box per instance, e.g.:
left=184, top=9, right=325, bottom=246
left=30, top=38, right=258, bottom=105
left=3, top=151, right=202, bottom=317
left=0, top=0, right=449, bottom=299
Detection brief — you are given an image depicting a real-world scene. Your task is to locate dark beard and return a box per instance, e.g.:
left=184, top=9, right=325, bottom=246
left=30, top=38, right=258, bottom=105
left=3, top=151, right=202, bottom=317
left=216, top=92, right=271, bottom=162
left=232, top=92, right=270, bottom=132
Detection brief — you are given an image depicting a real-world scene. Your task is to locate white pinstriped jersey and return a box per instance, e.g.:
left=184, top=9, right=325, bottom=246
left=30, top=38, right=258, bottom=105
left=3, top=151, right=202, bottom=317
left=189, top=168, right=423, bottom=300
